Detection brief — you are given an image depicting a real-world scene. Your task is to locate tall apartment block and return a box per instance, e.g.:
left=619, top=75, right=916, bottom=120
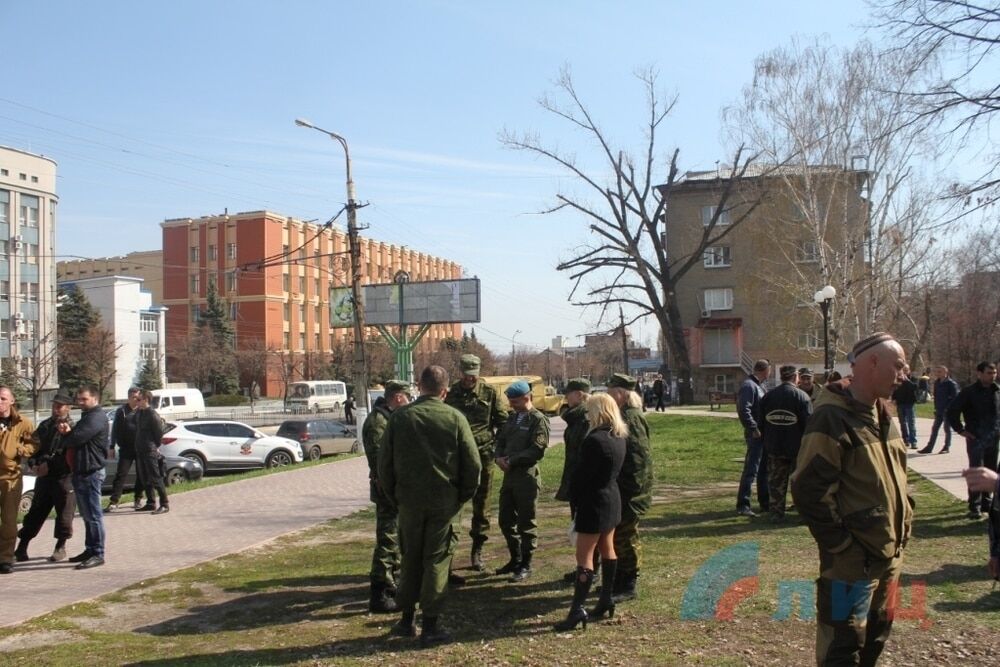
left=662, top=166, right=867, bottom=398
left=0, top=146, right=58, bottom=392
left=161, top=211, right=463, bottom=396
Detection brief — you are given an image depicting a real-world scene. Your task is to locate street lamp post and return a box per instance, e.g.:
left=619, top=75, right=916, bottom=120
left=813, top=285, right=837, bottom=375
left=512, top=330, right=522, bottom=375
left=295, top=118, right=370, bottom=409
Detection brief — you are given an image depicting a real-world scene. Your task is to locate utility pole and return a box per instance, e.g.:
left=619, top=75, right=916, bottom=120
left=619, top=306, right=629, bottom=376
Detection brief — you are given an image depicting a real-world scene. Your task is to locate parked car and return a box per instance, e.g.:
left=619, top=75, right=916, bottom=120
left=276, top=419, right=359, bottom=460
left=160, top=420, right=304, bottom=471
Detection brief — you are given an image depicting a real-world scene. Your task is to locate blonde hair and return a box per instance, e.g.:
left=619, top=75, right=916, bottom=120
left=626, top=390, right=643, bottom=410
left=586, top=393, right=628, bottom=439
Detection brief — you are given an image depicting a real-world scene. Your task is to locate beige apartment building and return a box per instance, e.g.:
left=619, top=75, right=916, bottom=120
left=57, top=250, right=164, bottom=304
left=662, top=165, right=868, bottom=398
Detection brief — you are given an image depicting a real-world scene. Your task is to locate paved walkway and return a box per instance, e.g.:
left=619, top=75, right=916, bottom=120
left=665, top=407, right=968, bottom=501
left=3, top=456, right=371, bottom=629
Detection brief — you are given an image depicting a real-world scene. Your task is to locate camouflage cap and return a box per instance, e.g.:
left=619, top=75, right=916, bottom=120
left=384, top=380, right=411, bottom=397
left=797, top=367, right=814, bottom=378
left=565, top=378, right=591, bottom=393
left=505, top=380, right=531, bottom=398
left=607, top=373, right=637, bottom=391
left=459, top=354, right=481, bottom=377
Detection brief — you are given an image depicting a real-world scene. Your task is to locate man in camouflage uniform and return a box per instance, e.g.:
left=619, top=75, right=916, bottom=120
left=445, top=354, right=508, bottom=571
left=379, top=366, right=481, bottom=647
left=606, top=373, right=652, bottom=602
left=494, top=380, right=550, bottom=582
left=363, top=380, right=411, bottom=613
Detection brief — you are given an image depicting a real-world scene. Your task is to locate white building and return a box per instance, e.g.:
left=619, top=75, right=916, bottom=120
left=59, top=276, right=167, bottom=400
left=0, top=146, right=59, bottom=391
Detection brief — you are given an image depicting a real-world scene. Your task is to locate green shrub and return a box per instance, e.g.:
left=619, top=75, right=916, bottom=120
left=204, top=394, right=248, bottom=407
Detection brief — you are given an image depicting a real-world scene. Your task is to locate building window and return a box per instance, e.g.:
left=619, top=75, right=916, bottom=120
left=299, top=333, right=306, bottom=350
left=140, top=343, right=158, bottom=360
left=315, top=305, right=321, bottom=323
left=140, top=315, right=158, bottom=333
left=798, top=330, right=821, bottom=350
left=0, top=169, right=7, bottom=176
left=20, top=194, right=39, bottom=228
left=314, top=278, right=320, bottom=294
left=282, top=274, right=290, bottom=292
left=0, top=190, right=8, bottom=224
left=30, top=176, right=38, bottom=183
left=314, top=333, right=321, bottom=348
left=298, top=276, right=305, bottom=293
left=0, top=240, right=6, bottom=255
left=190, top=274, right=200, bottom=295
left=226, top=271, right=237, bottom=292
left=190, top=305, right=201, bottom=323
left=713, top=374, right=734, bottom=393
left=18, top=173, right=26, bottom=181
left=703, top=287, right=733, bottom=312
left=208, top=245, right=217, bottom=261
left=703, top=246, right=732, bottom=268
left=19, top=282, right=38, bottom=302
left=0, top=320, right=7, bottom=339
left=298, top=247, right=306, bottom=260
left=298, top=304, right=305, bottom=322
left=230, top=302, right=238, bottom=320
left=701, top=205, right=731, bottom=227
left=227, top=243, right=237, bottom=259
left=190, top=246, right=199, bottom=262
left=283, top=303, right=291, bottom=321
left=795, top=241, right=819, bottom=263
left=21, top=243, right=38, bottom=264
left=282, top=244, right=289, bottom=257
left=283, top=331, right=290, bottom=348
left=0, top=281, right=7, bottom=300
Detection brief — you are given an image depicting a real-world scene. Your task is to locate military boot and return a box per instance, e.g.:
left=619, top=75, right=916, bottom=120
left=470, top=539, right=486, bottom=572
left=495, top=541, right=521, bottom=575
left=369, top=579, right=398, bottom=614
left=390, top=609, right=417, bottom=637
left=612, top=573, right=637, bottom=603
left=420, top=615, right=452, bottom=647
left=509, top=549, right=532, bottom=582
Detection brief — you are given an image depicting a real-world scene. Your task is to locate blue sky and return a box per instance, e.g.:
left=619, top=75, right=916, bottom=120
left=1, top=1, right=875, bottom=355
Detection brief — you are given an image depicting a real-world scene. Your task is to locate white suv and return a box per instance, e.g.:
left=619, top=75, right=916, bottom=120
left=161, top=420, right=304, bottom=472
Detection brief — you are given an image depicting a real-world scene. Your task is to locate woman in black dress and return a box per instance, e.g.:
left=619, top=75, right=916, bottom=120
left=554, top=392, right=626, bottom=631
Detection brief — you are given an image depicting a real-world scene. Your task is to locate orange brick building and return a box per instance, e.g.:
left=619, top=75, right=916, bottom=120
left=161, top=210, right=462, bottom=396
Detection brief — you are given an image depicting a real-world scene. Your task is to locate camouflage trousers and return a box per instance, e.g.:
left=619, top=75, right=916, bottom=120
left=369, top=497, right=399, bottom=586
left=469, top=449, right=494, bottom=545
left=613, top=509, right=642, bottom=578
left=396, top=505, right=460, bottom=617
left=767, top=455, right=795, bottom=518
left=815, top=543, right=903, bottom=667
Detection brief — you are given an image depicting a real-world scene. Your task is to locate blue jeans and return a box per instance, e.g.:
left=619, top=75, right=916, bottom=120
left=73, top=469, right=106, bottom=557
left=737, top=433, right=769, bottom=511
left=897, top=404, right=917, bottom=446
left=926, top=409, right=952, bottom=450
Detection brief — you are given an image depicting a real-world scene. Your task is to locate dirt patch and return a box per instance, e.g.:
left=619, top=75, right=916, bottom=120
left=0, top=629, right=81, bottom=653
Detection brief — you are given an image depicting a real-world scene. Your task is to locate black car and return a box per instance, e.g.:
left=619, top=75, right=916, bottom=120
left=102, top=453, right=204, bottom=491
left=275, top=419, right=359, bottom=460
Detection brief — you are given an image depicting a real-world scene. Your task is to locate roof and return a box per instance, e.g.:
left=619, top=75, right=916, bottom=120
left=679, top=163, right=855, bottom=182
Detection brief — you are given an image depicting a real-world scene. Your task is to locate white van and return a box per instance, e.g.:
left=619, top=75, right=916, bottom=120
left=151, top=388, right=205, bottom=420
left=286, top=381, right=347, bottom=413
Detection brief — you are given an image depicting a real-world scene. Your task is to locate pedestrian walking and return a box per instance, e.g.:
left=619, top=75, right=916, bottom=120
left=652, top=374, right=667, bottom=412
left=106, top=387, right=143, bottom=512
left=919, top=365, right=959, bottom=454
left=891, top=365, right=919, bottom=449
left=133, top=390, right=168, bottom=514
left=947, top=361, right=1000, bottom=520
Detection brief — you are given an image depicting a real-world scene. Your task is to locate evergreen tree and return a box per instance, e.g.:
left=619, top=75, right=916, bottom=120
left=198, top=280, right=238, bottom=395
left=137, top=356, right=163, bottom=391
left=0, top=358, right=27, bottom=407
left=57, top=287, right=100, bottom=389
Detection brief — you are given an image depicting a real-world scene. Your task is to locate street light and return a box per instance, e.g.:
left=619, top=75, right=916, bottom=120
left=295, top=117, right=369, bottom=410
left=512, top=330, right=522, bottom=375
left=813, top=285, right=837, bottom=375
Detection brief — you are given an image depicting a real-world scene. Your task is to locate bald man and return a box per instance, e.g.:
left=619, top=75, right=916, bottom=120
left=791, top=333, right=914, bottom=667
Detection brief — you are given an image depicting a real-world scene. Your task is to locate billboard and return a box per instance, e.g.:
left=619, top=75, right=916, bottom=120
left=329, top=287, right=356, bottom=328
left=364, top=278, right=480, bottom=326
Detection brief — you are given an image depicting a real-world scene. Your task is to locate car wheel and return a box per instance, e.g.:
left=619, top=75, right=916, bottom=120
left=19, top=490, right=33, bottom=514
left=266, top=449, right=294, bottom=468
left=181, top=451, right=207, bottom=470
left=165, top=467, right=186, bottom=486
left=308, top=445, right=322, bottom=461
left=350, top=439, right=361, bottom=454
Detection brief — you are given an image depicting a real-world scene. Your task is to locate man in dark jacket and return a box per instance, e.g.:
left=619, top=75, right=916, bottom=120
left=15, top=392, right=76, bottom=563
left=891, top=365, right=919, bottom=449
left=379, top=366, right=480, bottom=646
left=58, top=385, right=110, bottom=570
left=759, top=366, right=812, bottom=523
left=919, top=365, right=959, bottom=454
left=106, top=387, right=142, bottom=511
left=963, top=466, right=1000, bottom=582
left=736, top=360, right=770, bottom=517
left=363, top=379, right=410, bottom=613
left=948, top=361, right=1000, bottom=519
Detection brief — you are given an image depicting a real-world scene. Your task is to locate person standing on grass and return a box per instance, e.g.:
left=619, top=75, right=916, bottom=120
left=948, top=361, right=1000, bottom=520
left=606, top=373, right=652, bottom=603
left=891, top=364, right=919, bottom=450
left=363, top=380, right=410, bottom=614
left=133, top=390, right=168, bottom=515
left=0, top=386, right=36, bottom=574
left=736, top=360, right=770, bottom=518
left=378, top=365, right=480, bottom=647
left=553, top=393, right=627, bottom=631
left=652, top=374, right=667, bottom=412
left=759, top=366, right=812, bottom=524
left=791, top=333, right=913, bottom=667
left=919, top=366, right=959, bottom=454
left=555, top=378, right=593, bottom=583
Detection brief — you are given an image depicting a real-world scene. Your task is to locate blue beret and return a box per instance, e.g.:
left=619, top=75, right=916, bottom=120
left=505, top=380, right=531, bottom=398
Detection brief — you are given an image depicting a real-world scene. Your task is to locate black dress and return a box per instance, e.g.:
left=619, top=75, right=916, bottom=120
left=570, top=426, right=626, bottom=533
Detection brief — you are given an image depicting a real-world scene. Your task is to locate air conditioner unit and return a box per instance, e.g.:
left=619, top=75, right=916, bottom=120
left=11, top=234, right=22, bottom=242
left=12, top=312, right=24, bottom=321
left=13, top=241, right=22, bottom=251
left=701, top=309, right=712, bottom=318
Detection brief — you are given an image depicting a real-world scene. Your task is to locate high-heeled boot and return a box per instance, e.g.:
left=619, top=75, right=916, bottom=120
left=553, top=566, right=594, bottom=631
left=590, top=558, right=617, bottom=620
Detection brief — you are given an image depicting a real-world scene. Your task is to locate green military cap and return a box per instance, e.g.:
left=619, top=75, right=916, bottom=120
left=607, top=373, right=637, bottom=391
left=459, top=354, right=482, bottom=377
left=384, top=380, right=411, bottom=397
left=565, top=378, right=591, bottom=393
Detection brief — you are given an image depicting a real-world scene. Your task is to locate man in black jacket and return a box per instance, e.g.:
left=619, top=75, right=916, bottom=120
left=106, top=387, right=142, bottom=512
left=891, top=365, right=919, bottom=450
left=15, top=392, right=76, bottom=563
left=58, top=385, right=110, bottom=569
left=920, top=366, right=960, bottom=454
left=948, top=361, right=1000, bottom=520
left=736, top=360, right=770, bottom=517
left=759, top=366, right=812, bottom=523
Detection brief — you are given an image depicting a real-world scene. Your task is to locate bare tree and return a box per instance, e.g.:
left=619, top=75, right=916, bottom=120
left=877, top=0, right=1000, bottom=208
left=235, top=337, right=272, bottom=409
left=18, top=330, right=58, bottom=416
left=501, top=67, right=762, bottom=403
left=725, top=38, right=954, bottom=360
left=81, top=327, right=121, bottom=402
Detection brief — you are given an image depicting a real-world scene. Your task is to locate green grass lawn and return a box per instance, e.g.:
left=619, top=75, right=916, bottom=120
left=3, top=415, right=998, bottom=665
